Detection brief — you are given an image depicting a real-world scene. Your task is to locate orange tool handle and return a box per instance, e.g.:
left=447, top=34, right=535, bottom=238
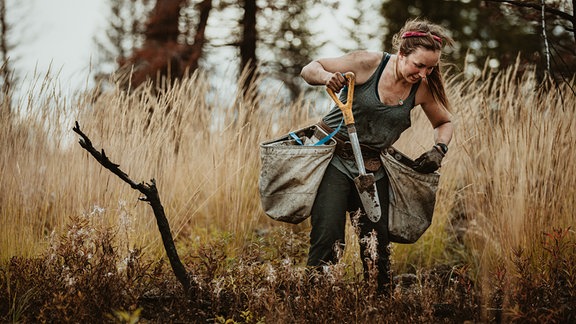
left=326, top=72, right=355, bottom=126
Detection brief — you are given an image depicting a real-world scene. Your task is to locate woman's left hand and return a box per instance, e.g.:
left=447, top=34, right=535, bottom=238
left=413, top=146, right=444, bottom=173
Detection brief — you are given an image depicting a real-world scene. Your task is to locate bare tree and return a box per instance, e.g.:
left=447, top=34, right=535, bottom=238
left=484, top=0, right=576, bottom=83
left=94, top=0, right=153, bottom=84
left=485, top=0, right=575, bottom=47
left=117, top=0, right=186, bottom=89
left=113, top=0, right=213, bottom=90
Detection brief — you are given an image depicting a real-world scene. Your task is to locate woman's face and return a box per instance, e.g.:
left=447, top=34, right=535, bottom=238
left=399, top=47, right=440, bottom=83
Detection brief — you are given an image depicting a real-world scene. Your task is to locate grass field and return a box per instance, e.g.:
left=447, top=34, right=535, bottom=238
left=1, top=64, right=574, bottom=322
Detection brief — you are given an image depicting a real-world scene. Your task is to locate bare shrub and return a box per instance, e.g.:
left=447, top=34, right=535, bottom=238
left=1, top=214, right=152, bottom=322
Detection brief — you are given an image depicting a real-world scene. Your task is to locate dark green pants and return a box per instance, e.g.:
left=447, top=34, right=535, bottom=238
left=307, top=162, right=391, bottom=288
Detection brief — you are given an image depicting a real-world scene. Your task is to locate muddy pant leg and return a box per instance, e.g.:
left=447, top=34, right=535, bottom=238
left=358, top=173, right=391, bottom=290
left=307, top=163, right=353, bottom=267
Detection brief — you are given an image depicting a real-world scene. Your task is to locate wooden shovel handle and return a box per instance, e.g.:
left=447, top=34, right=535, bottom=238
left=326, top=72, right=356, bottom=125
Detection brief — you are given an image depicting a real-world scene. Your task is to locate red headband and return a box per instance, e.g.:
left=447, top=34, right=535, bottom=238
left=402, top=31, right=442, bottom=44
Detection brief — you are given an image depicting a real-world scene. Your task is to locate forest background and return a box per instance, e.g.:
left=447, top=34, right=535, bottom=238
left=2, top=0, right=575, bottom=100
left=0, top=0, right=575, bottom=322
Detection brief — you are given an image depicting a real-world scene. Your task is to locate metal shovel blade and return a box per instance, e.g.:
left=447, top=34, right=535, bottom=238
left=347, top=128, right=382, bottom=223
left=353, top=173, right=381, bottom=222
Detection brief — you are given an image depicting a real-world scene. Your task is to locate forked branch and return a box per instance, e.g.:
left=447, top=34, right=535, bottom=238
left=72, top=121, right=192, bottom=295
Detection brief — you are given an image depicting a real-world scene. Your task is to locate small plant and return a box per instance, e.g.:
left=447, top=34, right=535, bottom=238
left=109, top=307, right=142, bottom=324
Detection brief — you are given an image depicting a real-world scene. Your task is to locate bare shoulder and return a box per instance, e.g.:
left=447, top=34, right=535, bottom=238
left=344, top=51, right=383, bottom=83
left=346, top=51, right=382, bottom=69
left=314, top=51, right=383, bottom=84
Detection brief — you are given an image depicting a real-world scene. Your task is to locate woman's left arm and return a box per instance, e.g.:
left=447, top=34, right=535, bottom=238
left=418, top=84, right=453, bottom=146
left=411, top=82, right=454, bottom=173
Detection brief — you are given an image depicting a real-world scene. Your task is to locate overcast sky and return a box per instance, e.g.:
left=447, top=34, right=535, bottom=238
left=9, top=0, right=106, bottom=93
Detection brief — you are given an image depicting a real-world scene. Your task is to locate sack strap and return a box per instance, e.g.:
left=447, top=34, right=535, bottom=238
left=289, top=119, right=343, bottom=146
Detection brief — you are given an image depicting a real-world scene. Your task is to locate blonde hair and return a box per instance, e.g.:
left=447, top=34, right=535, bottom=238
left=392, top=18, right=454, bottom=110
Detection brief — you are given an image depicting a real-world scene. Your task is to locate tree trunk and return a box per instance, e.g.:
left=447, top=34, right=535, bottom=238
left=572, top=0, right=576, bottom=53
left=118, top=0, right=186, bottom=89
left=185, top=0, right=212, bottom=73
left=0, top=0, right=13, bottom=111
left=145, top=0, right=183, bottom=42
left=240, top=0, right=258, bottom=92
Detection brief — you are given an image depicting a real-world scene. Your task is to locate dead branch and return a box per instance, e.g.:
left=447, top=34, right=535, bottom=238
left=72, top=121, right=192, bottom=296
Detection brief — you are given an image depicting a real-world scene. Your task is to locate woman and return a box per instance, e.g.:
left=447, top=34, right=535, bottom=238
left=300, top=18, right=454, bottom=292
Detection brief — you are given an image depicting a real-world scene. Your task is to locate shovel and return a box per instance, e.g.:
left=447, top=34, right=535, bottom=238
left=326, top=72, right=381, bottom=222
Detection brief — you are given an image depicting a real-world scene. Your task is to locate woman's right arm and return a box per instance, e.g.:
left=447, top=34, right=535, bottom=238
left=300, top=60, right=347, bottom=92
left=300, top=51, right=382, bottom=92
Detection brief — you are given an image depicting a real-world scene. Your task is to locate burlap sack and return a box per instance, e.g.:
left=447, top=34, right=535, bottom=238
left=259, top=125, right=336, bottom=224
left=381, top=149, right=440, bottom=243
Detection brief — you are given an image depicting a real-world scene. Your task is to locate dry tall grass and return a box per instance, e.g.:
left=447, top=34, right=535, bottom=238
left=447, top=66, right=575, bottom=268
left=1, top=63, right=575, bottom=321
left=0, top=70, right=326, bottom=260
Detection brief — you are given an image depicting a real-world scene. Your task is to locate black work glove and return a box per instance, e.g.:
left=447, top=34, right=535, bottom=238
left=413, top=145, right=445, bottom=173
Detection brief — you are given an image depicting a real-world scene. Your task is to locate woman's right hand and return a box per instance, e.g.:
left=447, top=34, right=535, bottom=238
left=325, top=72, right=348, bottom=93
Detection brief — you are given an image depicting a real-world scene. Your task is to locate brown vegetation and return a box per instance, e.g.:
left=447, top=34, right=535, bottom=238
left=0, top=64, right=575, bottom=322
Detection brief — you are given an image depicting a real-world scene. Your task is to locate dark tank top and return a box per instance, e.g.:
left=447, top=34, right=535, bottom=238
left=322, top=52, right=420, bottom=150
